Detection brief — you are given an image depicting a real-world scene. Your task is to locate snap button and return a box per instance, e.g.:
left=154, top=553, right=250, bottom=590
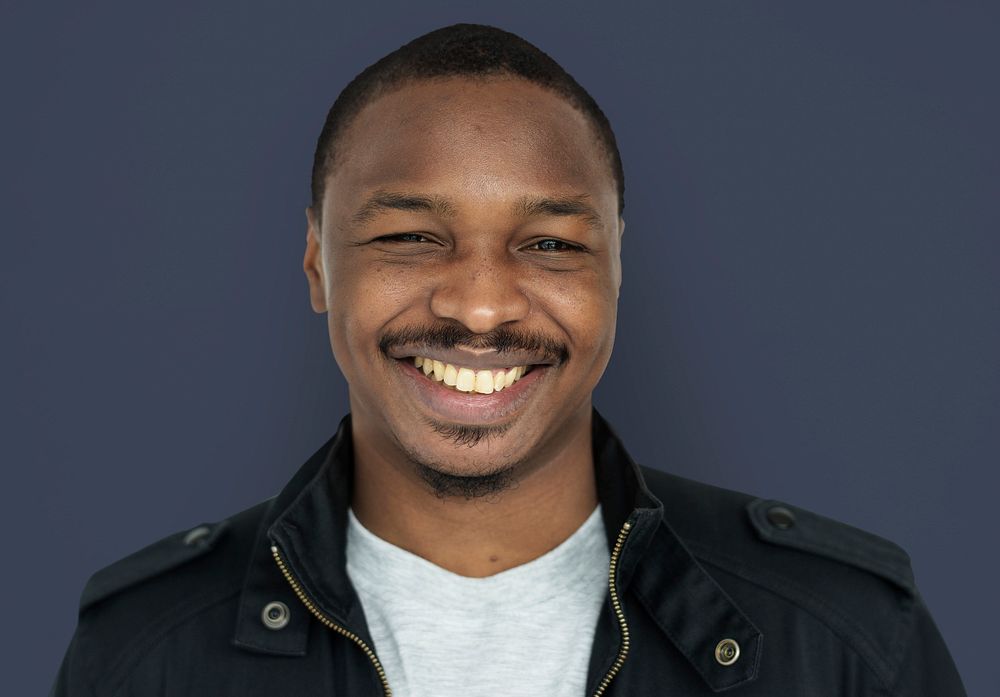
left=715, top=638, right=740, bottom=666
left=766, top=505, right=796, bottom=530
left=261, top=601, right=290, bottom=630
left=183, top=525, right=211, bottom=546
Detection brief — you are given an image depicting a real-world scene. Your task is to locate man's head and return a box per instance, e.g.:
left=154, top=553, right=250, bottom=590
left=308, top=23, right=625, bottom=223
left=303, top=23, right=626, bottom=498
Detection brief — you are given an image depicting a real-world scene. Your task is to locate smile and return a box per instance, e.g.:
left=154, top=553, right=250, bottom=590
left=393, top=354, right=549, bottom=424
left=411, top=356, right=534, bottom=394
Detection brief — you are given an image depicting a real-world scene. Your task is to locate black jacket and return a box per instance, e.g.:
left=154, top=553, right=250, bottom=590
left=51, top=410, right=967, bottom=696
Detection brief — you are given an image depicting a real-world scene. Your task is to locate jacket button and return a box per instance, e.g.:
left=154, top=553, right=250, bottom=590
left=766, top=505, right=796, bottom=530
left=261, top=601, right=290, bottom=630
left=183, top=525, right=211, bottom=546
left=715, top=638, right=740, bottom=666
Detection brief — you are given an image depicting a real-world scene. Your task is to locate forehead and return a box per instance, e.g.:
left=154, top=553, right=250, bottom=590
left=325, top=76, right=614, bottom=217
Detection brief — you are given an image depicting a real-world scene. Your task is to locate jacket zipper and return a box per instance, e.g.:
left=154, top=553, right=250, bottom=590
left=271, top=516, right=634, bottom=697
left=271, top=544, right=392, bottom=697
left=591, top=517, right=635, bottom=697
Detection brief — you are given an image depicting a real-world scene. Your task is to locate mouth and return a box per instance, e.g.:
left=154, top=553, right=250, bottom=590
left=411, top=356, right=537, bottom=393
left=392, top=354, right=551, bottom=424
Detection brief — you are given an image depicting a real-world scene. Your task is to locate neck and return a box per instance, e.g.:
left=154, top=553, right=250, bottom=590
left=348, top=408, right=599, bottom=578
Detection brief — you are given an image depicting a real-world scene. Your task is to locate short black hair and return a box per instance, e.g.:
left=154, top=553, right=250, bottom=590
left=310, top=23, right=625, bottom=219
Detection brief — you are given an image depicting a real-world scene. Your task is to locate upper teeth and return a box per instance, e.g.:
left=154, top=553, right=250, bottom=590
left=413, top=356, right=530, bottom=394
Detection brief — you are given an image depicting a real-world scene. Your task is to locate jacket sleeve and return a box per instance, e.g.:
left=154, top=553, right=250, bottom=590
left=887, top=593, right=967, bottom=697
left=49, top=629, right=97, bottom=697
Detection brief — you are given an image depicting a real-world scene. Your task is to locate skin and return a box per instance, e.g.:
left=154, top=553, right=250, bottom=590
left=303, top=76, right=624, bottom=577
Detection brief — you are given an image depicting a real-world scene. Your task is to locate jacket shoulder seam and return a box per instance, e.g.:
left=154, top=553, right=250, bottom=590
left=746, top=498, right=914, bottom=593
left=80, top=520, right=232, bottom=612
left=883, top=591, right=924, bottom=697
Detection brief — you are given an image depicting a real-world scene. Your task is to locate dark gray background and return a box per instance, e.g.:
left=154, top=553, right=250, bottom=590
left=2, top=1, right=996, bottom=695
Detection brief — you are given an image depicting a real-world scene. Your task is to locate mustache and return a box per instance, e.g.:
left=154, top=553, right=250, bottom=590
left=378, top=323, right=568, bottom=365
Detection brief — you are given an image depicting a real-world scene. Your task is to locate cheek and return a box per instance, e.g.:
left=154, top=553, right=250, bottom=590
left=531, top=271, right=618, bottom=357
left=327, top=259, right=429, bottom=357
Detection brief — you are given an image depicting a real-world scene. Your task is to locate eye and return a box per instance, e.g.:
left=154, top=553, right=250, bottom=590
left=375, top=232, right=431, bottom=243
left=529, top=238, right=582, bottom=252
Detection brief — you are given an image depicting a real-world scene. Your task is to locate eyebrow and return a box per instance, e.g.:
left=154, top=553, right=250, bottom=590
left=348, top=190, right=456, bottom=228
left=346, top=189, right=604, bottom=232
left=512, top=194, right=604, bottom=232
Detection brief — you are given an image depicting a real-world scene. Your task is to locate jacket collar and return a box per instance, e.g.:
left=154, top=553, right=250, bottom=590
left=592, top=412, right=763, bottom=691
left=234, top=409, right=761, bottom=690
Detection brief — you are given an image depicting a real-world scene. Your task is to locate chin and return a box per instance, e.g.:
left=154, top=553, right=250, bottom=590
left=398, top=418, right=532, bottom=472
left=405, top=446, right=523, bottom=500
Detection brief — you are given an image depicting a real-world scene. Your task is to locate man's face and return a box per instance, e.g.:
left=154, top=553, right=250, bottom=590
left=304, top=76, right=623, bottom=490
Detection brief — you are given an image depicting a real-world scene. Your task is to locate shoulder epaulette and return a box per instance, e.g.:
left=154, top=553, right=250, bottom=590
left=746, top=498, right=915, bottom=594
left=79, top=520, right=230, bottom=612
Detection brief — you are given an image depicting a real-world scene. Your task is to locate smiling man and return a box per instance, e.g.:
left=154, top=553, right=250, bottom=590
left=52, top=23, right=965, bottom=697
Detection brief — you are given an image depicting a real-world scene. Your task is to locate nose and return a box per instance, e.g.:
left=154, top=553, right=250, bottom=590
left=429, top=258, right=531, bottom=334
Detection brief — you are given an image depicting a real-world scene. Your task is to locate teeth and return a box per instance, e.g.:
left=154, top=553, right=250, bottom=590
left=474, top=370, right=494, bottom=394
left=456, top=368, right=476, bottom=392
left=411, top=356, right=533, bottom=394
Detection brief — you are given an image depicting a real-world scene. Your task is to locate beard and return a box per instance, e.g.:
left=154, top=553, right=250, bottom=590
left=399, top=417, right=522, bottom=500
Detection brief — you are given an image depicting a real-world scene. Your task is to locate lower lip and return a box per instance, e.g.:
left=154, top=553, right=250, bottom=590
left=393, top=358, right=550, bottom=424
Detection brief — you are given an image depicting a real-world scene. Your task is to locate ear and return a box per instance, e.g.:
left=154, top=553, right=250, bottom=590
left=303, top=206, right=328, bottom=313
left=615, top=216, right=625, bottom=293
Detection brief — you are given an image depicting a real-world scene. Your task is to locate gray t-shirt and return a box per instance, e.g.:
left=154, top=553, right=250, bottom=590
left=345, top=503, right=610, bottom=697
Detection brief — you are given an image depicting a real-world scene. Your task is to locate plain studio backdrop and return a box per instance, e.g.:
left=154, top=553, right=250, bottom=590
left=1, top=2, right=996, bottom=695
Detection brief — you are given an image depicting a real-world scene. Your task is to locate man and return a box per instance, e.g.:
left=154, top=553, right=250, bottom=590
left=51, top=23, right=966, bottom=697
